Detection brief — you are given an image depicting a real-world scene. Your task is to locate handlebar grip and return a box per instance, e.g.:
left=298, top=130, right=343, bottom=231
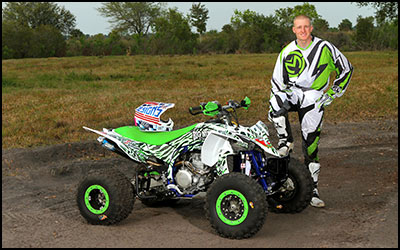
left=189, top=106, right=203, bottom=115
left=240, top=96, right=251, bottom=110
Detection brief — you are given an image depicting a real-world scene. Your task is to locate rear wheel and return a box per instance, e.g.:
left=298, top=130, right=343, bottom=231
left=77, top=168, right=135, bottom=225
left=268, top=158, right=313, bottom=213
left=205, top=172, right=267, bottom=239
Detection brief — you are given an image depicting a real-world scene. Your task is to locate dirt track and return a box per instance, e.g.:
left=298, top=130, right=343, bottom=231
left=2, top=119, right=398, bottom=247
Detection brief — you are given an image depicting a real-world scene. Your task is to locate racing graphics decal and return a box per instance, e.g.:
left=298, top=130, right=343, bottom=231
left=100, top=121, right=279, bottom=181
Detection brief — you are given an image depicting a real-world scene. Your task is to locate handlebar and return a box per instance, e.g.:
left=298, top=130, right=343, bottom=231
left=188, top=96, right=251, bottom=119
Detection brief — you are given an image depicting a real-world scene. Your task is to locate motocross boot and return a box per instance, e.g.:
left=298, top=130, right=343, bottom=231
left=277, top=140, right=294, bottom=157
left=308, top=162, right=325, bottom=208
left=270, top=115, right=294, bottom=157
left=311, top=188, right=325, bottom=208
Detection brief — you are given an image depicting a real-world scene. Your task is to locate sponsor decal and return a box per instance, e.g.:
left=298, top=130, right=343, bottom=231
left=98, top=214, right=108, bottom=221
left=285, top=50, right=306, bottom=78
left=255, top=138, right=273, bottom=148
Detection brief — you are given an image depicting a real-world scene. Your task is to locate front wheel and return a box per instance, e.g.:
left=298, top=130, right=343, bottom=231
left=204, top=172, right=268, bottom=239
left=76, top=168, right=135, bottom=225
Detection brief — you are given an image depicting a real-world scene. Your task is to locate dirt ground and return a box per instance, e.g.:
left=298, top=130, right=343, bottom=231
left=2, top=119, right=398, bottom=248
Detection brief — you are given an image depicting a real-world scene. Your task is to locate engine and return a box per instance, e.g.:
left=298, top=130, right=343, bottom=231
left=174, top=153, right=212, bottom=194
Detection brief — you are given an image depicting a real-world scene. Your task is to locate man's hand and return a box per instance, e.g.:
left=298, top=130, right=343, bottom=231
left=316, top=93, right=334, bottom=109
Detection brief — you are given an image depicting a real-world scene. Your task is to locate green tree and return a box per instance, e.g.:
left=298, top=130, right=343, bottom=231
left=197, top=30, right=224, bottom=53
left=152, top=8, right=197, bottom=54
left=354, top=16, right=375, bottom=50
left=70, top=28, right=85, bottom=39
left=274, top=7, right=293, bottom=29
left=230, top=9, right=281, bottom=53
left=2, top=20, right=33, bottom=59
left=2, top=2, right=76, bottom=37
left=105, top=30, right=127, bottom=55
left=231, top=9, right=257, bottom=28
left=97, top=2, right=165, bottom=37
left=274, top=3, right=320, bottom=45
left=30, top=25, right=66, bottom=58
left=356, top=3, right=398, bottom=50
left=356, top=2, right=398, bottom=25
left=313, top=18, right=329, bottom=32
left=66, top=38, right=83, bottom=57
left=231, top=9, right=260, bottom=52
left=220, top=24, right=239, bottom=53
left=189, top=2, right=209, bottom=34
left=338, top=19, right=353, bottom=31
left=87, top=34, right=108, bottom=56
left=2, top=20, right=65, bottom=58
left=275, top=3, right=320, bottom=28
left=292, top=3, right=320, bottom=20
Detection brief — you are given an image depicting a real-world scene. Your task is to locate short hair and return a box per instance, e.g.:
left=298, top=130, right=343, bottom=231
left=293, top=15, right=313, bottom=26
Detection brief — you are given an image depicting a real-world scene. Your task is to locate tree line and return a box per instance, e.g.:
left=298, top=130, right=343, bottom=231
left=2, top=2, right=398, bottom=59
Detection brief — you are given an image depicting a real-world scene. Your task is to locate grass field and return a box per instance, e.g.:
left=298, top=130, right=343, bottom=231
left=2, top=51, right=398, bottom=149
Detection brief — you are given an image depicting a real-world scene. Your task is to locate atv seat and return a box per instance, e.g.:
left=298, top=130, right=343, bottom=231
left=114, top=124, right=198, bottom=146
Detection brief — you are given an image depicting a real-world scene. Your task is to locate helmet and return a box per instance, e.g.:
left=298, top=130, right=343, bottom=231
left=134, top=102, right=175, bottom=132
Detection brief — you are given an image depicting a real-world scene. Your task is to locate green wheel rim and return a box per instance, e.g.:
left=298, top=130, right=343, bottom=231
left=84, top=185, right=110, bottom=214
left=216, top=189, right=249, bottom=226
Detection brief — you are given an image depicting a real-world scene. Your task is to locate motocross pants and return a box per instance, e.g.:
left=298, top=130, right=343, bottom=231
left=268, top=87, right=324, bottom=167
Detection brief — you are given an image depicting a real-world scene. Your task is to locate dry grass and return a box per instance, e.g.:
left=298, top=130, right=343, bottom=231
left=2, top=51, right=398, bottom=149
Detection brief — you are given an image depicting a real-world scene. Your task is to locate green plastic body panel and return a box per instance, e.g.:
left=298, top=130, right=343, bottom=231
left=114, top=124, right=198, bottom=145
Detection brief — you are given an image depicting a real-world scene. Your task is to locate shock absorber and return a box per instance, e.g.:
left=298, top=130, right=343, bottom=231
left=240, top=152, right=246, bottom=174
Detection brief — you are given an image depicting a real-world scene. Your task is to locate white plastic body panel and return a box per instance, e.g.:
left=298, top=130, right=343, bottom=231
left=201, top=132, right=233, bottom=167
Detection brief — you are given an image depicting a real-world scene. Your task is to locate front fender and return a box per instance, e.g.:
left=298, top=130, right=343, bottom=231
left=201, top=132, right=234, bottom=173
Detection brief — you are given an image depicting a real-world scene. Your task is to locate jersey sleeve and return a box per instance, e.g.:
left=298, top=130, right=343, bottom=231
left=326, top=43, right=354, bottom=98
left=270, top=50, right=286, bottom=95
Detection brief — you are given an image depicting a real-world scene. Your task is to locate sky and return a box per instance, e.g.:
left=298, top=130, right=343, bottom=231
left=42, top=2, right=376, bottom=35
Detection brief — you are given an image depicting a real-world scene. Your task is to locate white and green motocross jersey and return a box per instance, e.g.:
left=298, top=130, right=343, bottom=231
left=271, top=36, right=353, bottom=98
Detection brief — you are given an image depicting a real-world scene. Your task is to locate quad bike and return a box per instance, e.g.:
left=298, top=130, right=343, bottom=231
left=77, top=97, right=313, bottom=239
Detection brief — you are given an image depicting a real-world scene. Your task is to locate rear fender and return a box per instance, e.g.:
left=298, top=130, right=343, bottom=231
left=83, top=126, right=145, bottom=162
left=83, top=126, right=122, bottom=147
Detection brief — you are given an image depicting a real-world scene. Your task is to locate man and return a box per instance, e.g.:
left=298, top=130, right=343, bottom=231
left=268, top=15, right=353, bottom=207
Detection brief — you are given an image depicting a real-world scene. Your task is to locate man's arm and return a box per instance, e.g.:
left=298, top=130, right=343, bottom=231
left=326, top=44, right=354, bottom=99
left=318, top=44, right=354, bottom=108
left=270, top=51, right=287, bottom=95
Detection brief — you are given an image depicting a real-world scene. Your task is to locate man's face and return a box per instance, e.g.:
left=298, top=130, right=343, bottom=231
left=292, top=17, right=313, bottom=42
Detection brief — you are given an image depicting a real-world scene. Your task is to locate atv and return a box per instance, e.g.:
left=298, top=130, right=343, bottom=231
left=77, top=97, right=313, bottom=239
